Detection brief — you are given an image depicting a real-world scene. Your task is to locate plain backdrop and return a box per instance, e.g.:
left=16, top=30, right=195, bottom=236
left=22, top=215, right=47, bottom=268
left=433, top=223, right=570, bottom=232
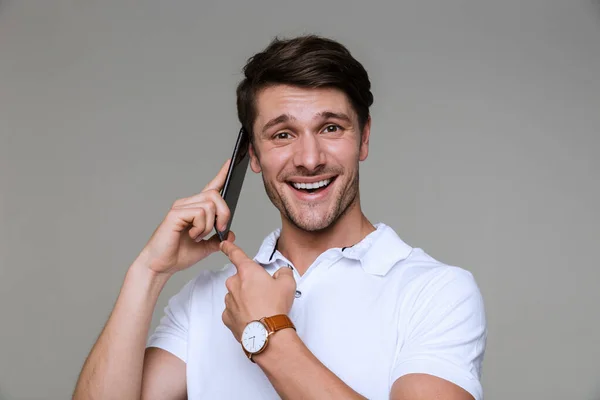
left=1, top=0, right=599, bottom=399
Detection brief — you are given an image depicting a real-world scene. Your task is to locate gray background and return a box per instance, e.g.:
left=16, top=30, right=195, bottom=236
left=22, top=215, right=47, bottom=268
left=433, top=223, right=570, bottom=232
left=1, top=0, right=599, bottom=399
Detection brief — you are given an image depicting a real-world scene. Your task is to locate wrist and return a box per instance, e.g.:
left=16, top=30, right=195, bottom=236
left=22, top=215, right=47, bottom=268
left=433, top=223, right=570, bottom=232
left=253, top=327, right=299, bottom=366
left=128, top=257, right=172, bottom=295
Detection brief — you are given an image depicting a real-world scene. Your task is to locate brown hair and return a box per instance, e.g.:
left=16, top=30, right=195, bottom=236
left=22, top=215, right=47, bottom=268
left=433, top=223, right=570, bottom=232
left=236, top=35, right=374, bottom=141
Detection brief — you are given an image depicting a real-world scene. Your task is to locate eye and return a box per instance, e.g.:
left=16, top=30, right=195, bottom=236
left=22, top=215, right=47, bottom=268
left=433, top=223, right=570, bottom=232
left=323, top=124, right=342, bottom=133
left=273, top=132, right=291, bottom=140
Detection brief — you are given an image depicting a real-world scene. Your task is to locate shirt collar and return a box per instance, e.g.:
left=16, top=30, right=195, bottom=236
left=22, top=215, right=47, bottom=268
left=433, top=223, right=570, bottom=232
left=253, top=223, right=413, bottom=276
left=253, top=228, right=283, bottom=265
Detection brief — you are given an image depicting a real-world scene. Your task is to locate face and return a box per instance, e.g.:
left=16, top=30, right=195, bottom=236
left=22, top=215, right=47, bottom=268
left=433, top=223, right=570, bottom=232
left=249, top=85, right=370, bottom=232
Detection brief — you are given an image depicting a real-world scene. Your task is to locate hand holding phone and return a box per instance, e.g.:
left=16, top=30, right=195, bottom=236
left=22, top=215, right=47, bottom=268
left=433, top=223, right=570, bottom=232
left=216, top=127, right=251, bottom=241
left=135, top=158, right=234, bottom=276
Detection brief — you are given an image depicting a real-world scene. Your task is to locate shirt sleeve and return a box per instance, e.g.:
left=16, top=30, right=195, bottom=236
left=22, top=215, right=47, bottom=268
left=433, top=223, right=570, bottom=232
left=146, top=276, right=198, bottom=363
left=391, top=267, right=487, bottom=400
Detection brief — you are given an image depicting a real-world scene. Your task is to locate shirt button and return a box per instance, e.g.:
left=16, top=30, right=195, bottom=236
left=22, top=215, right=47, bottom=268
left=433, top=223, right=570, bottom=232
left=295, top=290, right=302, bottom=298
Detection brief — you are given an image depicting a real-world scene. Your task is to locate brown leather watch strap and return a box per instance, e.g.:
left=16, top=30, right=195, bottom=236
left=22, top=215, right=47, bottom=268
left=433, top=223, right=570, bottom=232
left=243, top=315, right=295, bottom=363
left=261, top=314, right=295, bottom=334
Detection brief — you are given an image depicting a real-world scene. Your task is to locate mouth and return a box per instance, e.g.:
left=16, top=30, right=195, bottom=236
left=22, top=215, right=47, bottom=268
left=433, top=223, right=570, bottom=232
left=287, top=177, right=336, bottom=195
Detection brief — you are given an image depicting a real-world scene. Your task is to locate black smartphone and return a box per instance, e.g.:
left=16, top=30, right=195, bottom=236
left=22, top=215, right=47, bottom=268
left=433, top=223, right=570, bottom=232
left=216, top=127, right=251, bottom=241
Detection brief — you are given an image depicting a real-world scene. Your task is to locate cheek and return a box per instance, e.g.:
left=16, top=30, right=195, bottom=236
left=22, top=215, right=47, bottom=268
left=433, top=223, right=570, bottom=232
left=261, top=148, right=294, bottom=178
left=322, top=139, right=360, bottom=164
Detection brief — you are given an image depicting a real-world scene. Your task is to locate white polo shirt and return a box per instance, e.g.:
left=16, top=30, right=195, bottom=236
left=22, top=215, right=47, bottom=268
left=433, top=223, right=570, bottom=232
left=147, top=223, right=487, bottom=399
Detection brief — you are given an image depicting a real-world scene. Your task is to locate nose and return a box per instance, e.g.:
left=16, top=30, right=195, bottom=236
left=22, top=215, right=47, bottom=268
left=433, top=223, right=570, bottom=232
left=292, top=133, right=326, bottom=172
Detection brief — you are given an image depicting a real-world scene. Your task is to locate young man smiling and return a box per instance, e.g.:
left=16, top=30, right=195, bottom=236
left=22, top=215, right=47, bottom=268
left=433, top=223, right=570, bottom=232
left=74, top=35, right=487, bottom=400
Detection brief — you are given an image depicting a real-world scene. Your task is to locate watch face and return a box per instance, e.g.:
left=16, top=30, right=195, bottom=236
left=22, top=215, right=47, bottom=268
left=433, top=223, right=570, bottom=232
left=242, top=321, right=268, bottom=353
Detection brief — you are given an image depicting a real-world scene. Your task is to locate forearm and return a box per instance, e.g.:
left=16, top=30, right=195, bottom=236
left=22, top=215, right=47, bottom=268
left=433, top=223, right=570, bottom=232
left=254, top=329, right=367, bottom=400
left=73, top=258, right=171, bottom=400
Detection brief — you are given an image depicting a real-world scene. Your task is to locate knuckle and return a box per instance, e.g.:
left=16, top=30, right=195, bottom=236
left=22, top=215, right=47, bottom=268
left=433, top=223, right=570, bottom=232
left=237, top=267, right=248, bottom=279
left=222, top=207, right=231, bottom=218
left=206, top=201, right=217, bottom=214
left=233, top=249, right=246, bottom=259
left=225, top=276, right=234, bottom=291
left=207, top=190, right=228, bottom=208
left=171, top=198, right=186, bottom=208
left=205, top=188, right=221, bottom=199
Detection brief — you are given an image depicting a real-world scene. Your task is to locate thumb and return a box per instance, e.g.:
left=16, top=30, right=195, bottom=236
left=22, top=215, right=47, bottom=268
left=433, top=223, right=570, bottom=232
left=273, top=265, right=294, bottom=280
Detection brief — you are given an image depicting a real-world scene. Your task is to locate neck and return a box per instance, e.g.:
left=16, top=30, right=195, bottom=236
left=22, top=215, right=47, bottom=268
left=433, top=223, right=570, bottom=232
left=276, top=196, right=375, bottom=275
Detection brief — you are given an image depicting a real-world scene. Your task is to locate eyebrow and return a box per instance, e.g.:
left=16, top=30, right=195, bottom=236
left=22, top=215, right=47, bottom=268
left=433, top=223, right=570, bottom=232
left=261, top=111, right=352, bottom=135
left=316, top=111, right=352, bottom=123
left=262, top=114, right=295, bottom=135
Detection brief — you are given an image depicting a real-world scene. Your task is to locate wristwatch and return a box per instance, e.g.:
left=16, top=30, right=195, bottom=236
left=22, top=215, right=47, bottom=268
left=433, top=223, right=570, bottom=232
left=241, top=314, right=295, bottom=362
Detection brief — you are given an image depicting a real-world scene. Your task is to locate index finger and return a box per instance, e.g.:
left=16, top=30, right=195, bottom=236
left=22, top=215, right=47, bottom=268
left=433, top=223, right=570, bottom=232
left=220, top=240, right=252, bottom=267
left=202, top=158, right=231, bottom=193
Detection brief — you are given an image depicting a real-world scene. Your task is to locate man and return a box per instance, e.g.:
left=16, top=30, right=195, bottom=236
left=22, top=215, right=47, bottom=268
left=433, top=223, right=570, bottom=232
left=74, top=35, right=486, bottom=399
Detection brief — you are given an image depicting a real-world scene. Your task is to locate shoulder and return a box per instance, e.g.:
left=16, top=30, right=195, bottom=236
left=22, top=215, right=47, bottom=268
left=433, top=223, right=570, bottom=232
left=389, top=249, right=487, bottom=398
left=394, top=248, right=483, bottom=306
left=369, top=224, right=481, bottom=302
left=387, top=247, right=487, bottom=344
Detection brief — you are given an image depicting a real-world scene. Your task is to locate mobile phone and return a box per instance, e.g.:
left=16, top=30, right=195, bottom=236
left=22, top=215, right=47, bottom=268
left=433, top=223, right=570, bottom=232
left=216, top=127, right=251, bottom=241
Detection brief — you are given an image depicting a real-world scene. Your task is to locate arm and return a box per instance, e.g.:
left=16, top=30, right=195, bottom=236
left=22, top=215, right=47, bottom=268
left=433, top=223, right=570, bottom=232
left=391, top=374, right=474, bottom=400
left=141, top=347, right=187, bottom=400
left=252, top=329, right=473, bottom=400
left=73, top=260, right=186, bottom=400
left=251, top=325, right=474, bottom=400
left=239, top=320, right=474, bottom=400
left=73, top=159, right=234, bottom=399
left=253, top=329, right=367, bottom=399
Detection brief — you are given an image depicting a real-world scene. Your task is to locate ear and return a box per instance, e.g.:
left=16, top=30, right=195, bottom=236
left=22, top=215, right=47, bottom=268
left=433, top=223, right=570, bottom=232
left=249, top=142, right=262, bottom=173
left=359, top=115, right=371, bottom=161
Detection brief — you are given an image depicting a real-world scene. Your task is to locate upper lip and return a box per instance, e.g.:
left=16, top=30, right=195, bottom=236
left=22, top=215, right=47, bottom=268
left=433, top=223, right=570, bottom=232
left=287, top=175, right=337, bottom=184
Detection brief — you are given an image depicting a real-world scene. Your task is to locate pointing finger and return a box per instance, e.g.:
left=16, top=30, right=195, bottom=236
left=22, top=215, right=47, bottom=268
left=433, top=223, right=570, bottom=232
left=220, top=240, right=252, bottom=267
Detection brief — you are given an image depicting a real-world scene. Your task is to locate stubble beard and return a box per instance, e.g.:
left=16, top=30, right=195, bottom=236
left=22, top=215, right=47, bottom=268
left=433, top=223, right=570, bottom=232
left=261, top=165, right=360, bottom=233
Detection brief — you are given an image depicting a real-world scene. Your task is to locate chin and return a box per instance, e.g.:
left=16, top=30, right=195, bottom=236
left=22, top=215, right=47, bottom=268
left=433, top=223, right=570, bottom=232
left=284, top=201, right=349, bottom=232
left=288, top=214, right=336, bottom=232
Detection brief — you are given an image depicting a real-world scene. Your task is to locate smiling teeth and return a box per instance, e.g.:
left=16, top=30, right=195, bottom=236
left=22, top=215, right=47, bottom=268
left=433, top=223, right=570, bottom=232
left=292, top=179, right=331, bottom=190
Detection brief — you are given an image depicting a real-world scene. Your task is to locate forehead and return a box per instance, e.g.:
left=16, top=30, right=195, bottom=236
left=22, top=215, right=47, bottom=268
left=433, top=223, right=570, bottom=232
left=254, top=85, right=357, bottom=127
